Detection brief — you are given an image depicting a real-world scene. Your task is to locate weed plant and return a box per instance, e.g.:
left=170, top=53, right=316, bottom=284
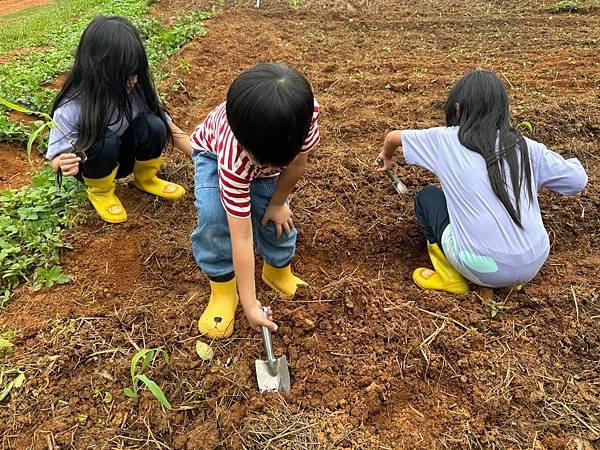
left=124, top=348, right=172, bottom=410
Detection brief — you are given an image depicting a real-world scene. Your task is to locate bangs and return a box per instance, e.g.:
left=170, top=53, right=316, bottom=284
left=121, top=39, right=147, bottom=76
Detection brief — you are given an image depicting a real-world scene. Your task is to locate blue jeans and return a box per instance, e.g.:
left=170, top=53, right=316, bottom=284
left=190, top=152, right=297, bottom=278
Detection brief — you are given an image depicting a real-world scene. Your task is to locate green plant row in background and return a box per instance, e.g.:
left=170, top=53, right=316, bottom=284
left=0, top=0, right=210, bottom=305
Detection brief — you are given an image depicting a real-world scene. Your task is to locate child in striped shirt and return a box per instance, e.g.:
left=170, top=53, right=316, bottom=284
left=190, top=63, right=320, bottom=338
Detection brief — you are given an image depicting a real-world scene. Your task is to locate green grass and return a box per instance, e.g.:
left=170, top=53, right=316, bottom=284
left=0, top=0, right=210, bottom=305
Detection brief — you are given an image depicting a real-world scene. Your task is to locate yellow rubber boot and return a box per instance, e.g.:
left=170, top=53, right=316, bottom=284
left=262, top=263, right=308, bottom=297
left=83, top=167, right=127, bottom=223
left=198, top=278, right=239, bottom=339
left=413, top=243, right=469, bottom=294
left=133, top=157, right=185, bottom=200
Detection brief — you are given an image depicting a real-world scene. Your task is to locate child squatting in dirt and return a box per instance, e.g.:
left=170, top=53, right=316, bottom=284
left=378, top=69, right=588, bottom=294
left=190, top=62, right=320, bottom=338
left=46, top=16, right=192, bottom=223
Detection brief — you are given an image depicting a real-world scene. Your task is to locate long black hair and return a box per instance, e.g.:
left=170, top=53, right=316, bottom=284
left=226, top=62, right=314, bottom=167
left=51, top=16, right=170, bottom=157
left=445, top=69, right=533, bottom=227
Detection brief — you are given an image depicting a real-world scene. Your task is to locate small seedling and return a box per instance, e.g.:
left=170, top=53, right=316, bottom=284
left=0, top=369, right=25, bottom=402
left=518, top=121, right=534, bottom=133
left=123, top=347, right=172, bottom=410
left=31, top=266, right=71, bottom=291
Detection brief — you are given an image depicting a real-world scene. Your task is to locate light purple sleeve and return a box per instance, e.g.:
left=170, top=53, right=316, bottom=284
left=401, top=127, right=447, bottom=173
left=529, top=139, right=588, bottom=195
left=46, top=103, right=79, bottom=160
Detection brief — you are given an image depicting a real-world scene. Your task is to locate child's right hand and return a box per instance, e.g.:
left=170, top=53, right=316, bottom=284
left=56, top=153, right=81, bottom=176
left=376, top=152, right=392, bottom=172
left=244, top=301, right=278, bottom=333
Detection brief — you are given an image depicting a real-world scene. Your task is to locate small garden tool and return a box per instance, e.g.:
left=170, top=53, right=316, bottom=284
left=376, top=157, right=409, bottom=194
left=255, top=307, right=291, bottom=394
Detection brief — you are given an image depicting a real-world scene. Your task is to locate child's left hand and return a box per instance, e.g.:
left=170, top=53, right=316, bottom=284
left=261, top=203, right=294, bottom=238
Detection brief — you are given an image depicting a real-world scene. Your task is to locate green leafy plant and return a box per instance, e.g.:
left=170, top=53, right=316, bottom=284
left=123, top=347, right=172, bottom=410
left=552, top=0, right=583, bottom=12
left=31, top=266, right=71, bottom=291
left=0, top=97, right=64, bottom=162
left=0, top=115, right=27, bottom=143
left=0, top=167, right=84, bottom=305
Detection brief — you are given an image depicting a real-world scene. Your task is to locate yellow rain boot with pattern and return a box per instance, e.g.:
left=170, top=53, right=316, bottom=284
left=262, top=263, right=308, bottom=297
left=83, top=167, right=127, bottom=223
left=198, top=278, right=239, bottom=339
left=133, top=157, right=185, bottom=200
left=413, top=243, right=469, bottom=295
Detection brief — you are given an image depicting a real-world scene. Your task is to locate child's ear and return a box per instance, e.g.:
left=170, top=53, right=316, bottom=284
left=454, top=103, right=460, bottom=120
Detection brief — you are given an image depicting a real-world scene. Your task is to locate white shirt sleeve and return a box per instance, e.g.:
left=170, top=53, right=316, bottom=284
left=531, top=140, right=588, bottom=195
left=401, top=127, right=448, bottom=173
left=46, top=103, right=79, bottom=160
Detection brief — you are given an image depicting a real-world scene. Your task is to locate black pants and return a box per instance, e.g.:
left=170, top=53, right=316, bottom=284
left=80, top=113, right=167, bottom=180
left=414, top=185, right=450, bottom=252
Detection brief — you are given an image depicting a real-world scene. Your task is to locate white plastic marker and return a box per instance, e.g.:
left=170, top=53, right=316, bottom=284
left=376, top=157, right=409, bottom=195
left=255, top=0, right=260, bottom=8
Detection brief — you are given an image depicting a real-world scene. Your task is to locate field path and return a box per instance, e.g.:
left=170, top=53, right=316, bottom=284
left=0, top=0, right=52, bottom=16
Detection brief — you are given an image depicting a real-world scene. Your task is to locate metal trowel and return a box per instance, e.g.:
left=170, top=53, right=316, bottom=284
left=376, top=157, right=409, bottom=194
left=255, top=307, right=291, bottom=394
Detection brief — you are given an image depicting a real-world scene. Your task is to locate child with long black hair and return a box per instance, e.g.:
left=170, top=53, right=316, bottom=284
left=378, top=69, right=587, bottom=293
left=47, top=16, right=192, bottom=223
left=190, top=62, right=320, bottom=338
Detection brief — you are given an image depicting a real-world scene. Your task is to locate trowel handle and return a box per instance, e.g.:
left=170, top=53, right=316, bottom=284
left=377, top=157, right=399, bottom=182
left=260, top=307, right=277, bottom=364
left=377, top=157, right=408, bottom=194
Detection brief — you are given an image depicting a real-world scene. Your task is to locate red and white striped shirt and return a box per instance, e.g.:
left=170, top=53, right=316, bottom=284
left=191, top=100, right=320, bottom=218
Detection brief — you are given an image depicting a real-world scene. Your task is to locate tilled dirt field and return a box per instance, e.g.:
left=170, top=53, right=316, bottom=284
left=1, top=0, right=599, bottom=448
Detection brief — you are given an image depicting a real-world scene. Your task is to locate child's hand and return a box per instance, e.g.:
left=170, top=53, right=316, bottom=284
left=376, top=152, right=392, bottom=172
left=261, top=203, right=294, bottom=238
left=57, top=153, right=81, bottom=176
left=244, top=301, right=278, bottom=333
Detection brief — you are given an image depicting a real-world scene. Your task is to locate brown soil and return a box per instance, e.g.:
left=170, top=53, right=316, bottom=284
left=1, top=0, right=599, bottom=449
left=0, top=144, right=42, bottom=189
left=0, top=0, right=51, bottom=16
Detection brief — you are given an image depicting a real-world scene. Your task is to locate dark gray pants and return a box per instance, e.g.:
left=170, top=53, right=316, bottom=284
left=80, top=112, right=167, bottom=180
left=414, top=185, right=450, bottom=252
